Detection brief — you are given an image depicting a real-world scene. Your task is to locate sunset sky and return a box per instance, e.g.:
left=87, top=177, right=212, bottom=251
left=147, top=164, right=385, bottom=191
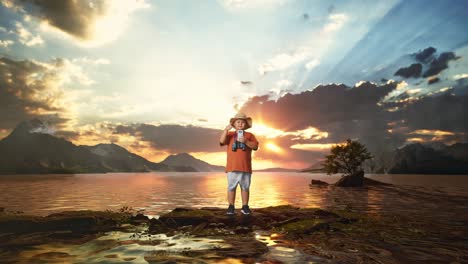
left=1, top=0, right=467, bottom=169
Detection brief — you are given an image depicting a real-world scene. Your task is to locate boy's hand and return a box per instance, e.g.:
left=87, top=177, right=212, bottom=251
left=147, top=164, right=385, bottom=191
left=225, top=124, right=233, bottom=131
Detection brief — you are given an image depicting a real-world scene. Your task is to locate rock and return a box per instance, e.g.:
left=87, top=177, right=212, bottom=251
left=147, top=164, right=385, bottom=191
left=0, top=210, right=135, bottom=248
left=234, top=226, right=251, bottom=234
left=334, top=170, right=365, bottom=187
left=309, top=179, right=329, bottom=187
left=148, top=218, right=171, bottom=234
left=130, top=213, right=149, bottom=224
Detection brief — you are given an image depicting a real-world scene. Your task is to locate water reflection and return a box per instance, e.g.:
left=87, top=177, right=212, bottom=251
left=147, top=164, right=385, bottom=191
left=17, top=229, right=229, bottom=263
left=0, top=172, right=467, bottom=218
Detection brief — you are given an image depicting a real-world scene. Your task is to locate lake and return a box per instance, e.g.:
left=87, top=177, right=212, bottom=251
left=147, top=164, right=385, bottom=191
left=1, top=172, right=467, bottom=217
left=1, top=172, right=467, bottom=263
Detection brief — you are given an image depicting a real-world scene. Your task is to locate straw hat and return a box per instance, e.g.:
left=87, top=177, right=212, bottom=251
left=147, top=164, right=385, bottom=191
left=230, top=113, right=252, bottom=129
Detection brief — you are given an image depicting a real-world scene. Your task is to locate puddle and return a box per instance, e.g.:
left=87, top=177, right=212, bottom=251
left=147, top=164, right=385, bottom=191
left=255, top=231, right=332, bottom=263
left=10, top=226, right=334, bottom=263
left=16, top=228, right=230, bottom=263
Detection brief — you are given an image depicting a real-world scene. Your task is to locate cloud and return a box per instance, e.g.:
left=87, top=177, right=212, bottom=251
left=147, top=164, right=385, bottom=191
left=414, top=46, right=436, bottom=63
left=390, top=93, right=468, bottom=135
left=240, top=82, right=397, bottom=131
left=0, top=39, right=14, bottom=47
left=109, top=122, right=323, bottom=167
left=423, top=52, right=459, bottom=77
left=305, top=59, right=320, bottom=71
left=113, top=124, right=222, bottom=153
left=220, top=0, right=287, bottom=11
left=0, top=57, right=69, bottom=130
left=238, top=82, right=422, bottom=161
left=323, top=13, right=348, bottom=33
left=3, top=0, right=150, bottom=45
left=394, top=63, right=422, bottom=78
left=427, top=77, right=440, bottom=85
left=257, top=13, right=347, bottom=75
left=453, top=73, right=468, bottom=80
left=15, top=22, right=44, bottom=46
left=258, top=51, right=310, bottom=75
left=0, top=56, right=107, bottom=133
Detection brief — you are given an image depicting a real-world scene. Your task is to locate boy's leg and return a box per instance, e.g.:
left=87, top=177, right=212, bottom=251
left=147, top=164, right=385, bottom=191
left=227, top=172, right=240, bottom=206
left=241, top=190, right=249, bottom=205
left=228, top=190, right=236, bottom=205
left=239, top=172, right=252, bottom=206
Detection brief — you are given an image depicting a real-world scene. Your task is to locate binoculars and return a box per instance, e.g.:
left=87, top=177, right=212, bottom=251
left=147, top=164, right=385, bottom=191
left=232, top=141, right=246, bottom=151
left=232, top=130, right=246, bottom=151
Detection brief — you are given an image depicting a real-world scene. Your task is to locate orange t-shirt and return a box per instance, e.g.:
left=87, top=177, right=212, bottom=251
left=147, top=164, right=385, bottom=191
left=221, top=131, right=258, bottom=173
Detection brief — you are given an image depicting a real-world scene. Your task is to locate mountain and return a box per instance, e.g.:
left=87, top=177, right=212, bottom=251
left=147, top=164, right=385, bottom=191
left=300, top=160, right=326, bottom=173
left=443, top=143, right=468, bottom=163
left=254, top=167, right=298, bottom=172
left=82, top=143, right=168, bottom=172
left=301, top=143, right=468, bottom=175
left=388, top=143, right=468, bottom=174
left=160, top=153, right=224, bottom=172
left=0, top=119, right=193, bottom=174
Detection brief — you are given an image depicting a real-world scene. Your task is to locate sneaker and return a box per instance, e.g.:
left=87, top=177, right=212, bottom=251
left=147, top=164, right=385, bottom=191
left=226, top=204, right=235, bottom=215
left=241, top=205, right=251, bottom=215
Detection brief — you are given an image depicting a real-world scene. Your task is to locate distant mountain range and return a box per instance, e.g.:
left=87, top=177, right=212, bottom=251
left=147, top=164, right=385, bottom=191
left=160, top=153, right=224, bottom=172
left=301, top=142, right=468, bottom=175
left=387, top=142, right=468, bottom=174
left=0, top=119, right=169, bottom=174
left=254, top=167, right=298, bottom=172
left=3, top=119, right=466, bottom=175
left=0, top=119, right=223, bottom=174
left=0, top=119, right=304, bottom=174
left=300, top=160, right=326, bottom=173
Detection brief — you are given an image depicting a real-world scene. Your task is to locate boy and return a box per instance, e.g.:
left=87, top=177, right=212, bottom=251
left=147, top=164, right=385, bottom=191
left=219, top=113, right=259, bottom=215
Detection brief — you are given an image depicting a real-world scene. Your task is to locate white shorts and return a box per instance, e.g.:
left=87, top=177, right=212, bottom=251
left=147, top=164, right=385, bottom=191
left=227, top=171, right=252, bottom=191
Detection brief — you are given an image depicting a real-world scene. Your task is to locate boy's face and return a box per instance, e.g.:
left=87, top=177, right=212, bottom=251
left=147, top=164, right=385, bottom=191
left=233, top=119, right=246, bottom=130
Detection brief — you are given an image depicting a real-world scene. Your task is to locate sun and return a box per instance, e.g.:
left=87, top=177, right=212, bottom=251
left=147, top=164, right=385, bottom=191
left=265, top=142, right=283, bottom=154
left=250, top=124, right=286, bottom=138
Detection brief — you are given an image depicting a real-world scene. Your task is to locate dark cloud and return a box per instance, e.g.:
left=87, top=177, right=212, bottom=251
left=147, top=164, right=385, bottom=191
left=394, top=63, right=422, bottom=78
left=110, top=123, right=322, bottom=166
left=55, top=129, right=80, bottom=141
left=238, top=81, right=468, bottom=165
left=427, top=77, right=440, bottom=85
left=390, top=93, right=468, bottom=135
left=10, top=0, right=108, bottom=40
left=414, top=47, right=436, bottom=63
left=388, top=48, right=461, bottom=87
left=238, top=82, right=406, bottom=163
left=240, top=81, right=252, bottom=86
left=239, top=82, right=397, bottom=132
left=113, top=124, right=222, bottom=153
left=0, top=57, right=69, bottom=131
left=423, top=52, right=459, bottom=77
left=114, top=124, right=137, bottom=136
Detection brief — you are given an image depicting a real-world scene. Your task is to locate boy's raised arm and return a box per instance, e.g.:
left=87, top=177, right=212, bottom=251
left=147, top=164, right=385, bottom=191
left=219, top=124, right=232, bottom=146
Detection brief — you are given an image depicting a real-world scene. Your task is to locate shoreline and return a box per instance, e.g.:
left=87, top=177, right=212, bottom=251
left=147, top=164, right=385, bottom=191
left=1, top=198, right=467, bottom=263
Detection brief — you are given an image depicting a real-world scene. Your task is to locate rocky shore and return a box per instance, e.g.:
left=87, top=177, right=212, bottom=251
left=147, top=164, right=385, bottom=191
left=1, top=202, right=466, bottom=263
